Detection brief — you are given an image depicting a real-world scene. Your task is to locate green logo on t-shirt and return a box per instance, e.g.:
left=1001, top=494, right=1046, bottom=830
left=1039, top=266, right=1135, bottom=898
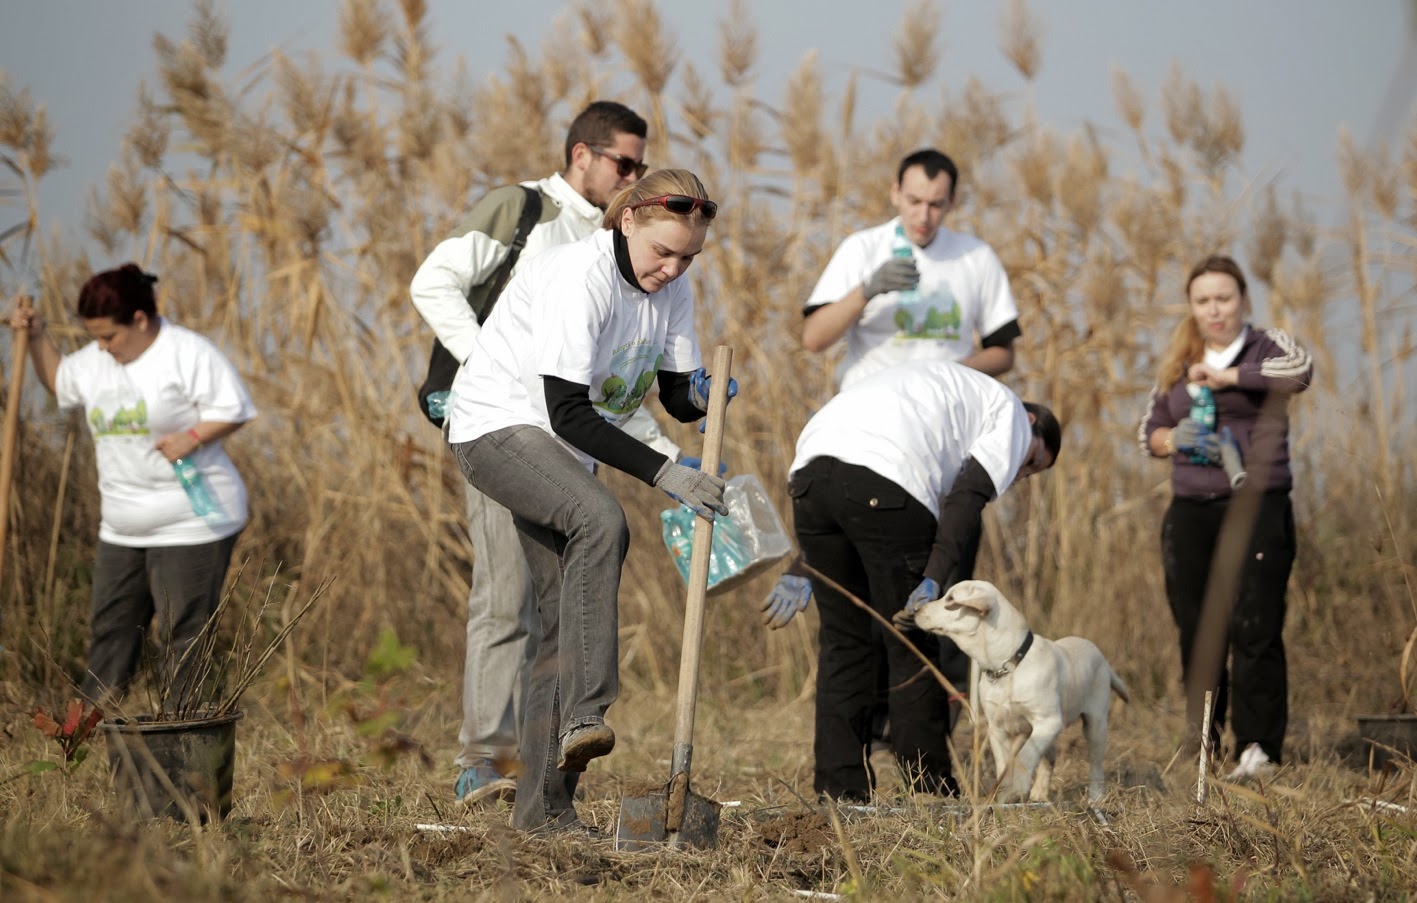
left=597, top=346, right=662, bottom=416
left=894, top=288, right=962, bottom=341
left=90, top=399, right=150, bottom=437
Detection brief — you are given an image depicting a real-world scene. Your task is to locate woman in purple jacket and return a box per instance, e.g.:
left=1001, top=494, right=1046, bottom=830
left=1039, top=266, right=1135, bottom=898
left=1139, top=255, right=1312, bottom=780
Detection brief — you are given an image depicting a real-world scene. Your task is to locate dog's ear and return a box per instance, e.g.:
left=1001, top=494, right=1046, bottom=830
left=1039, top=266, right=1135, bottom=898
left=943, top=581, right=993, bottom=614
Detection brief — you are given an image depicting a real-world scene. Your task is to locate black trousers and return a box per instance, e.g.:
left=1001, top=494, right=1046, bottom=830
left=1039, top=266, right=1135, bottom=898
left=791, top=457, right=960, bottom=801
left=1161, top=491, right=1295, bottom=763
left=83, top=533, right=241, bottom=705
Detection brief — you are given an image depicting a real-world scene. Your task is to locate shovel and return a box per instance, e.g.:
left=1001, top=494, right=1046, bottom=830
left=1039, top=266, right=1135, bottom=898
left=0, top=293, right=33, bottom=592
left=615, top=345, right=732, bottom=852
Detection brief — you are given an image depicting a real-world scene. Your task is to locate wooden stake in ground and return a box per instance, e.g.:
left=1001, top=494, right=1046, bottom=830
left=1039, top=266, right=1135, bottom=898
left=0, top=294, right=33, bottom=592
left=1196, top=689, right=1214, bottom=805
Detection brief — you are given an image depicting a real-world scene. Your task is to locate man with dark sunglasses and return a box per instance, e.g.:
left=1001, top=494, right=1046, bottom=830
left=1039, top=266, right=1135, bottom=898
left=410, top=100, right=683, bottom=808
left=589, top=145, right=649, bottom=180
left=787, top=147, right=1024, bottom=794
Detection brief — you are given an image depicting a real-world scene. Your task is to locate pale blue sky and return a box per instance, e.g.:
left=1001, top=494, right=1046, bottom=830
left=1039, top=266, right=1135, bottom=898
left=2, top=0, right=1413, bottom=248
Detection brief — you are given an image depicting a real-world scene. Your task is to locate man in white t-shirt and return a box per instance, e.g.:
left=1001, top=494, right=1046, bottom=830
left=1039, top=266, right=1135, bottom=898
left=799, top=148, right=1022, bottom=772
left=801, top=148, right=1021, bottom=390
left=763, top=360, right=1060, bottom=802
left=410, top=102, right=690, bottom=806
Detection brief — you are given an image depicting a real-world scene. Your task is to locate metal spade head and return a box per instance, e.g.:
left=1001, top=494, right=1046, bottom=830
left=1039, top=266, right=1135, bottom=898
left=614, top=777, right=721, bottom=852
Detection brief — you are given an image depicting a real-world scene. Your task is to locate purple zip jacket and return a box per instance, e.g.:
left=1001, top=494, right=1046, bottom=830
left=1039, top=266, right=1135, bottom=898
left=1139, top=326, right=1312, bottom=499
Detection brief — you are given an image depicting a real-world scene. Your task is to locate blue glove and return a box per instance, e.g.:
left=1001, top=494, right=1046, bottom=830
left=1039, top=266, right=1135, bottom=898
left=1172, top=418, right=1221, bottom=465
left=688, top=367, right=739, bottom=413
left=679, top=455, right=728, bottom=477
left=892, top=577, right=940, bottom=629
left=762, top=574, right=812, bottom=629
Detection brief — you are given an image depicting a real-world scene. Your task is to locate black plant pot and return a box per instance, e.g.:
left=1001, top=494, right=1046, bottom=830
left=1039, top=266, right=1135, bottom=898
left=102, top=710, right=243, bottom=822
left=1355, top=714, right=1417, bottom=769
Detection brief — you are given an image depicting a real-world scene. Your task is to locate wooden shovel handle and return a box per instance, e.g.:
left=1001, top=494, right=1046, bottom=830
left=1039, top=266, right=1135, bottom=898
left=672, top=345, right=733, bottom=752
left=0, top=294, right=33, bottom=588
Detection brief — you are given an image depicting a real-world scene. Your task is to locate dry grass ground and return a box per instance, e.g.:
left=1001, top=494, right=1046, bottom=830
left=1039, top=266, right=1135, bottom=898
left=2, top=0, right=1417, bottom=898
left=3, top=668, right=1416, bottom=900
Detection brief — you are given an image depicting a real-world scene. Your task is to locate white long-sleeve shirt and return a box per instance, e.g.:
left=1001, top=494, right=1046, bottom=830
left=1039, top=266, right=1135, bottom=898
left=411, top=173, right=679, bottom=457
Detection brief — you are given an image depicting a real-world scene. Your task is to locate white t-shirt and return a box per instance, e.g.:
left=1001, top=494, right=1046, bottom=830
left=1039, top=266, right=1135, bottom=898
left=447, top=229, right=701, bottom=470
left=788, top=359, right=1033, bottom=517
left=805, top=218, right=1019, bottom=389
left=55, top=321, right=257, bottom=547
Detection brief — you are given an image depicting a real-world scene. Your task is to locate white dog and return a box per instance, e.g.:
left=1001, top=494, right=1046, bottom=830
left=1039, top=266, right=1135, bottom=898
left=914, top=580, right=1129, bottom=803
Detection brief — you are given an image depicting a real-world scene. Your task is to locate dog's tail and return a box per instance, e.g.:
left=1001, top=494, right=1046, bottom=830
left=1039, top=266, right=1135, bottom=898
left=1110, top=667, right=1131, bottom=704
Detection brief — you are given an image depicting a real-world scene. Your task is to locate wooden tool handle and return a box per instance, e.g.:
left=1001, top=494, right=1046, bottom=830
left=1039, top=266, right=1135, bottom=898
left=0, top=295, right=34, bottom=588
left=672, top=345, right=733, bottom=752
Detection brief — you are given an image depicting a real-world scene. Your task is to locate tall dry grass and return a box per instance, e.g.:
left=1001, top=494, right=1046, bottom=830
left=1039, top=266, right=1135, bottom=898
left=0, top=0, right=1414, bottom=726
left=3, top=3, right=1417, bottom=899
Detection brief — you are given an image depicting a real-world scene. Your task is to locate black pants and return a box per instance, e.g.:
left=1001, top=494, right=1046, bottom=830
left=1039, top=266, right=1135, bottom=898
left=83, top=534, right=241, bottom=705
left=791, top=457, right=960, bottom=801
left=1161, top=492, right=1294, bottom=763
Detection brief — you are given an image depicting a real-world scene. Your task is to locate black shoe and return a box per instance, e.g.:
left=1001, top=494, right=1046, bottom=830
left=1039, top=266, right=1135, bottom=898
left=558, top=723, right=616, bottom=772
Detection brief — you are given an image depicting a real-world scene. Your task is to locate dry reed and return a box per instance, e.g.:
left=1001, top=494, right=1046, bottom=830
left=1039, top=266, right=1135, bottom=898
left=1, top=0, right=1416, bottom=897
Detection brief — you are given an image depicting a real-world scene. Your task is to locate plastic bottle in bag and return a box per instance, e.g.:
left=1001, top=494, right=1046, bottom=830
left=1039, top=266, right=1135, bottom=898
left=660, top=473, right=791, bottom=594
left=659, top=504, right=750, bottom=591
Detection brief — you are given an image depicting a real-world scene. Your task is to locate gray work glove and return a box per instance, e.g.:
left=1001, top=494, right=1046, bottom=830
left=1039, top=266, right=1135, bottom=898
left=762, top=574, right=813, bottom=629
left=654, top=460, right=727, bottom=519
left=1172, top=418, right=1221, bottom=464
left=862, top=256, right=920, bottom=299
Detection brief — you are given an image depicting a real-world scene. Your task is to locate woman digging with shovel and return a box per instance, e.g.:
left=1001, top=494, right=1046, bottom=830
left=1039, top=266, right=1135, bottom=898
left=447, top=169, right=735, bottom=836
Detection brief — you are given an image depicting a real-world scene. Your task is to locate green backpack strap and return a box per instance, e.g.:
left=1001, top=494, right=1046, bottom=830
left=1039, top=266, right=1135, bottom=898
left=472, top=185, right=543, bottom=321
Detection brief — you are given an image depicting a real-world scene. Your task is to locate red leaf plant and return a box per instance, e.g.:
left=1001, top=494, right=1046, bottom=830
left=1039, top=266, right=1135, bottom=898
left=33, top=699, right=104, bottom=765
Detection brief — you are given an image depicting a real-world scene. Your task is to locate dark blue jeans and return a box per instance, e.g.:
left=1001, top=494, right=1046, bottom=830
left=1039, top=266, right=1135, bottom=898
left=790, top=456, right=959, bottom=801
left=454, top=425, right=630, bottom=832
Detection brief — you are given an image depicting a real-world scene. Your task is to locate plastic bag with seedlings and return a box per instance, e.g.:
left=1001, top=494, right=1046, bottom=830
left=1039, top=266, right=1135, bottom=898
left=660, top=473, right=791, bottom=596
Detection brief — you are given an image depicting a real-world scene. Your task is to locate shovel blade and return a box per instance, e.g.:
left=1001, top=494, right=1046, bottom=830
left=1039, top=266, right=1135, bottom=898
left=614, top=788, right=720, bottom=852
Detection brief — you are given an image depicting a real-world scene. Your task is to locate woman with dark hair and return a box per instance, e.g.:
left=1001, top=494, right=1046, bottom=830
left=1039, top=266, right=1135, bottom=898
left=1139, top=255, right=1311, bottom=780
left=9, top=264, right=256, bottom=706
left=447, top=169, right=735, bottom=835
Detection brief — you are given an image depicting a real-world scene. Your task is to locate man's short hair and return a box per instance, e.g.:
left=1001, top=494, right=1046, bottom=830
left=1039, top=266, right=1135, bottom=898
left=1022, top=402, right=1062, bottom=465
left=565, top=101, right=648, bottom=166
left=896, top=149, right=960, bottom=201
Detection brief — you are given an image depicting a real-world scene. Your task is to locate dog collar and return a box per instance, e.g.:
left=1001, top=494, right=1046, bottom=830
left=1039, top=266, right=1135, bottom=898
left=983, top=631, right=1034, bottom=681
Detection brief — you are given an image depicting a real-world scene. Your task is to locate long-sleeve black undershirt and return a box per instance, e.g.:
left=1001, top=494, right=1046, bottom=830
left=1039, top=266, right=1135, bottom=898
left=543, top=373, right=705, bottom=485
left=923, top=456, right=998, bottom=586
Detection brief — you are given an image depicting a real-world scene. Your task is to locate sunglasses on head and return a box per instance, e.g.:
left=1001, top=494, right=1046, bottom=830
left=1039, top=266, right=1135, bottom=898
left=590, top=145, right=649, bottom=179
left=628, top=194, right=719, bottom=220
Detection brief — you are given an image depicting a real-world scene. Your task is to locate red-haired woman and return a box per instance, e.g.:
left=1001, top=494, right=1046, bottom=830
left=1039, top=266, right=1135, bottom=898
left=1139, top=255, right=1311, bottom=780
left=9, top=264, right=256, bottom=706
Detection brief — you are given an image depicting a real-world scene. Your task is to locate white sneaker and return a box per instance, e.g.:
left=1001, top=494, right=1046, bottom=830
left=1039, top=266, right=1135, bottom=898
left=1226, top=743, right=1276, bottom=781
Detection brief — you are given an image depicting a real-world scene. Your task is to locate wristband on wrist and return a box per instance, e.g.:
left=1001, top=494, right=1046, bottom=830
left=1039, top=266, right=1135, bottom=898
left=187, top=427, right=202, bottom=448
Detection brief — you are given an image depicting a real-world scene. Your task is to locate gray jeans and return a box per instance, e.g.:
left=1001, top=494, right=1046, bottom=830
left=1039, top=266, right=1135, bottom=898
left=456, top=479, right=537, bottom=768
left=454, top=426, right=629, bottom=832
left=83, top=533, right=241, bottom=706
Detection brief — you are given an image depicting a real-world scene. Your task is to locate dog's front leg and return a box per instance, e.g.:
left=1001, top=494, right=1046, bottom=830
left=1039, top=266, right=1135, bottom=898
left=987, top=726, right=1026, bottom=801
left=1018, top=716, right=1063, bottom=802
